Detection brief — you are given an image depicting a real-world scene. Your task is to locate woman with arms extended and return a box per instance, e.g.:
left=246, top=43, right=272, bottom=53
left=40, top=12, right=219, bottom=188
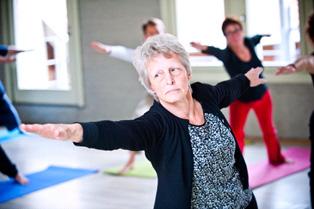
left=91, top=18, right=165, bottom=174
left=22, top=34, right=263, bottom=209
left=191, top=17, right=285, bottom=165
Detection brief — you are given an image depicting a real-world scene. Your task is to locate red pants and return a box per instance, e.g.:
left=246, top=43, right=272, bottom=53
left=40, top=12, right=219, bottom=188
left=230, top=90, right=285, bottom=164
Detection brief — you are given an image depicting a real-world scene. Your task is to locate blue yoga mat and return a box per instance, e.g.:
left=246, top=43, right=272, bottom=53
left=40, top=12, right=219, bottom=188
left=0, top=166, right=98, bottom=203
left=0, top=128, right=22, bottom=144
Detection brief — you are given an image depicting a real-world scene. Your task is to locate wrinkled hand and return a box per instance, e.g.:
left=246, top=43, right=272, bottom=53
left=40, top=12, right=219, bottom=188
left=21, top=123, right=83, bottom=143
left=90, top=41, right=111, bottom=54
left=276, top=65, right=296, bottom=75
left=190, top=42, right=207, bottom=51
left=245, top=67, right=266, bottom=87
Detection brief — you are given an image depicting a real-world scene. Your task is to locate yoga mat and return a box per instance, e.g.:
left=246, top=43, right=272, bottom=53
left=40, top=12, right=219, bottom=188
left=104, top=147, right=310, bottom=188
left=0, top=128, right=22, bottom=144
left=104, top=160, right=156, bottom=178
left=248, top=147, right=310, bottom=189
left=0, top=165, right=98, bottom=203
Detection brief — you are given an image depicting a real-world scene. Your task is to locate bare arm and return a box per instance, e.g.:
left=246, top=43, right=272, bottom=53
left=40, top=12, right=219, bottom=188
left=0, top=55, right=15, bottom=63
left=21, top=112, right=163, bottom=152
left=276, top=55, right=314, bottom=75
left=21, top=123, right=83, bottom=143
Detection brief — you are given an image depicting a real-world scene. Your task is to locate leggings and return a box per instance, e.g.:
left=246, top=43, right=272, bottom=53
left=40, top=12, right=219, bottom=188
left=230, top=90, right=285, bottom=164
left=0, top=146, right=18, bottom=178
left=0, top=81, right=21, bottom=130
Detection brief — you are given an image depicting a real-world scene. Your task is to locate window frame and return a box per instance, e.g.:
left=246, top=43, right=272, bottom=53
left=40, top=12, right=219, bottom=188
left=160, top=0, right=313, bottom=84
left=0, top=0, right=84, bottom=106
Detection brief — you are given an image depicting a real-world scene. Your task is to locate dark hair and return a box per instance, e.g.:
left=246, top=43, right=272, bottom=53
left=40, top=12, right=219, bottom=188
left=142, top=20, right=157, bottom=34
left=307, top=13, right=314, bottom=43
left=222, top=17, right=243, bottom=36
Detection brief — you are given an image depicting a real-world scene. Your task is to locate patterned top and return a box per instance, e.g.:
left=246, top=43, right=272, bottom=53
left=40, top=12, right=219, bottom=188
left=188, top=113, right=252, bottom=209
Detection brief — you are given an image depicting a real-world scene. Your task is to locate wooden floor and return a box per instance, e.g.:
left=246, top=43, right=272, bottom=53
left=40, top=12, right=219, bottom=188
left=0, top=134, right=311, bottom=209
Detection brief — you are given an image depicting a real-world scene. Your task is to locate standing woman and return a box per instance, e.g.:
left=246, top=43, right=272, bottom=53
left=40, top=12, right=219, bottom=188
left=90, top=18, right=165, bottom=174
left=22, top=34, right=263, bottom=209
left=191, top=17, right=286, bottom=165
left=276, top=12, right=314, bottom=208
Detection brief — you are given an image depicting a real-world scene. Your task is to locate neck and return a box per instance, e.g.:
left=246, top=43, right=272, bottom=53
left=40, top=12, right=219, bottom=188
left=160, top=91, right=204, bottom=125
left=229, top=42, right=245, bottom=51
left=160, top=93, right=192, bottom=120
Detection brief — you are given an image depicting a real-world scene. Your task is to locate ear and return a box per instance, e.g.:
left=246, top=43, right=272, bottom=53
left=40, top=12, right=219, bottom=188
left=188, top=73, right=192, bottom=81
left=148, top=82, right=155, bottom=93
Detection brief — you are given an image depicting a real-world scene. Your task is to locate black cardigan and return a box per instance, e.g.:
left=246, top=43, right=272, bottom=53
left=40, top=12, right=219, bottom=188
left=76, top=75, right=255, bottom=209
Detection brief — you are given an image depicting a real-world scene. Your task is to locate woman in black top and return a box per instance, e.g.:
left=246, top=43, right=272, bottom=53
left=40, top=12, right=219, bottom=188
left=191, top=17, right=286, bottom=165
left=22, top=34, right=264, bottom=209
left=276, top=12, right=314, bottom=208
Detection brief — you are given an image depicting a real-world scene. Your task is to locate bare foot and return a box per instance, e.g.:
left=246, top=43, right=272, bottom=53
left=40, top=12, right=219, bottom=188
left=15, top=173, right=29, bottom=185
left=118, top=163, right=134, bottom=175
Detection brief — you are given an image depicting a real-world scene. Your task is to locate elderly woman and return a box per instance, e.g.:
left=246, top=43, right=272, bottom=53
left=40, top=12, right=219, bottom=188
left=22, top=34, right=263, bottom=209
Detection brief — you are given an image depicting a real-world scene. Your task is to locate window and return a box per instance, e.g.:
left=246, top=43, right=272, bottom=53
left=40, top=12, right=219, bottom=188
left=14, top=0, right=70, bottom=90
left=175, top=0, right=226, bottom=66
left=160, top=0, right=311, bottom=84
left=162, top=0, right=301, bottom=67
left=246, top=0, right=300, bottom=66
left=2, top=0, right=84, bottom=106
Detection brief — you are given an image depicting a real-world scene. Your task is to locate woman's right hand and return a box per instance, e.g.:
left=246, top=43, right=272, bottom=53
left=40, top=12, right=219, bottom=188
left=190, top=42, right=207, bottom=51
left=276, top=65, right=296, bottom=75
left=90, top=41, right=111, bottom=54
left=21, top=123, right=83, bottom=143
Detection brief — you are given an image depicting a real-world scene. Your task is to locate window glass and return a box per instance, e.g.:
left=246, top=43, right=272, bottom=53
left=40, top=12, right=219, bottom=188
left=175, top=0, right=225, bottom=66
left=246, top=0, right=300, bottom=65
left=13, top=0, right=70, bottom=90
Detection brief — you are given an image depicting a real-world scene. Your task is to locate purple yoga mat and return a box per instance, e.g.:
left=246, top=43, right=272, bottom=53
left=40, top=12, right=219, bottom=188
left=248, top=147, right=310, bottom=189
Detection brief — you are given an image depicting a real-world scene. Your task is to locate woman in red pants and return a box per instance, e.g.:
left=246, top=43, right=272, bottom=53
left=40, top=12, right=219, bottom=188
left=191, top=17, right=286, bottom=165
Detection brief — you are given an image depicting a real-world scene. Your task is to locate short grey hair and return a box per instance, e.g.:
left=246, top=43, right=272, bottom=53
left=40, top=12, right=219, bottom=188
left=132, top=33, right=192, bottom=98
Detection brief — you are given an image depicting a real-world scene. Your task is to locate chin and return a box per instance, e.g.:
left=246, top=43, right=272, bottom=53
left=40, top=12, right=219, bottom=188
left=162, top=95, right=184, bottom=104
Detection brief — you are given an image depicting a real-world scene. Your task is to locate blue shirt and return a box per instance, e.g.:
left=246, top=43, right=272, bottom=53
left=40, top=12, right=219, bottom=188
left=0, top=45, right=9, bottom=57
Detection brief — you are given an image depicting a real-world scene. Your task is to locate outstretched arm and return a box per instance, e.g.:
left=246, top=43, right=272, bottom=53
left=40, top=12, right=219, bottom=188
left=21, top=123, right=83, bottom=143
left=190, top=41, right=225, bottom=61
left=21, top=113, right=163, bottom=152
left=276, top=55, right=314, bottom=75
left=190, top=42, right=208, bottom=51
left=213, top=67, right=265, bottom=108
left=90, top=41, right=134, bottom=63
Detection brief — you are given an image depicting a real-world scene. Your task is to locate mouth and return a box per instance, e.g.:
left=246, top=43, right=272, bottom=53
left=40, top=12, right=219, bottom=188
left=165, top=89, right=179, bottom=94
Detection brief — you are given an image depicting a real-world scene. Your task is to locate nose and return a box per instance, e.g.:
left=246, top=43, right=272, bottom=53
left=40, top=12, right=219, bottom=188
left=165, top=71, right=175, bottom=85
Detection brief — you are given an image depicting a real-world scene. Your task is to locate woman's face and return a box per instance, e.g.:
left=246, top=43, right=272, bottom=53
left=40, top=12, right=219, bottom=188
left=147, top=53, right=191, bottom=104
left=144, top=25, right=159, bottom=40
left=225, top=24, right=244, bottom=46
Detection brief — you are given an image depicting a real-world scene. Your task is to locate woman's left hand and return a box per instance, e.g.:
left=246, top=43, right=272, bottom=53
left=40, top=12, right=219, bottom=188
left=245, top=67, right=266, bottom=87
